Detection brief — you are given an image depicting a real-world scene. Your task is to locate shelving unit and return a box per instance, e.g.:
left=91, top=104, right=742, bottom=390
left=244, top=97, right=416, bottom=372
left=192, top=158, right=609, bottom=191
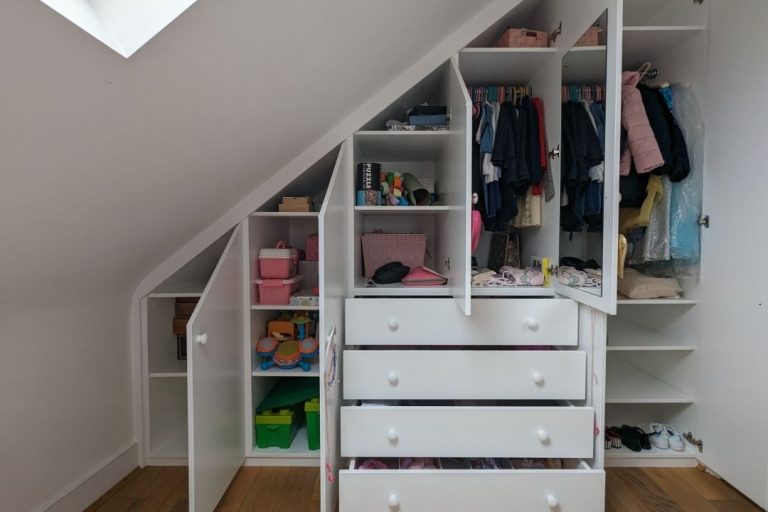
left=458, top=47, right=556, bottom=85
left=607, top=317, right=696, bottom=352
left=250, top=211, right=319, bottom=218
left=562, top=46, right=607, bottom=83
left=352, top=278, right=451, bottom=297
left=605, top=442, right=699, bottom=468
left=251, top=304, right=319, bottom=311
left=471, top=286, right=555, bottom=297
left=617, top=298, right=698, bottom=305
left=622, top=25, right=705, bottom=68
left=148, top=357, right=187, bottom=378
left=606, top=356, right=693, bottom=404
left=354, top=205, right=450, bottom=215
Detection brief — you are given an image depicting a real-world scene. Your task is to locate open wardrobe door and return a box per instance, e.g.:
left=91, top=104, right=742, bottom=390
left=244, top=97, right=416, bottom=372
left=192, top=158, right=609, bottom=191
left=187, top=225, right=246, bottom=512
left=442, top=55, right=472, bottom=315
left=318, top=141, right=350, bottom=511
left=549, top=0, right=622, bottom=314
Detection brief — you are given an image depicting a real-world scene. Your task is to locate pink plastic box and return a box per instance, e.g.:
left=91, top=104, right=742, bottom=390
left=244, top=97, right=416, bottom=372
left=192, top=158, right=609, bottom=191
left=258, top=241, right=298, bottom=279
left=254, top=275, right=303, bottom=305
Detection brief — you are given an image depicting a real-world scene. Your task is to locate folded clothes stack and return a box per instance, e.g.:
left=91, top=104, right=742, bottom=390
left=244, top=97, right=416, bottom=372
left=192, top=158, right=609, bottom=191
left=472, top=266, right=545, bottom=287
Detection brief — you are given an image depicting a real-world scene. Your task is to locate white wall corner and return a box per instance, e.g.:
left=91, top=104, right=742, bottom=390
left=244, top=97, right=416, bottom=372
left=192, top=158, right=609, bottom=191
left=36, top=442, right=138, bottom=512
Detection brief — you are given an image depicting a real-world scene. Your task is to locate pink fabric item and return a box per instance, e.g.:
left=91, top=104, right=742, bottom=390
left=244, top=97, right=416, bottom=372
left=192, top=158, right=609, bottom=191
left=471, top=209, right=482, bottom=253
left=401, top=266, right=447, bottom=287
left=620, top=71, right=664, bottom=175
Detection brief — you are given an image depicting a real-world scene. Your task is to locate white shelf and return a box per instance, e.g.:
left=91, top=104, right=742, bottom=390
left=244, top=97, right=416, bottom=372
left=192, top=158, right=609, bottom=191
left=471, top=286, right=555, bottom=297
left=149, top=358, right=187, bottom=378
left=249, top=211, right=319, bottom=218
left=147, top=292, right=202, bottom=299
left=623, top=26, right=705, bottom=69
left=458, top=47, right=557, bottom=86
left=353, top=278, right=451, bottom=297
left=252, top=366, right=320, bottom=377
left=251, top=304, right=319, bottom=311
left=354, top=130, right=451, bottom=161
left=607, top=318, right=696, bottom=352
left=607, top=356, right=693, bottom=404
left=251, top=425, right=319, bottom=459
left=617, top=298, right=698, bottom=305
left=354, top=206, right=451, bottom=215
left=563, top=46, right=607, bottom=84
left=605, top=441, right=699, bottom=467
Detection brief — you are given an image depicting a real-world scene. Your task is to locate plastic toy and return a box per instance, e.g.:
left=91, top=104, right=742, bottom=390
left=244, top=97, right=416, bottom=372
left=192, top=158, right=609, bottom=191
left=291, top=312, right=312, bottom=340
left=256, top=335, right=318, bottom=372
left=268, top=316, right=295, bottom=341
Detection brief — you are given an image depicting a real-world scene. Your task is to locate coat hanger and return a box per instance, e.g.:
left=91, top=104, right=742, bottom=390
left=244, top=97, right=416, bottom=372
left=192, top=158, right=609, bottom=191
left=637, top=61, right=652, bottom=81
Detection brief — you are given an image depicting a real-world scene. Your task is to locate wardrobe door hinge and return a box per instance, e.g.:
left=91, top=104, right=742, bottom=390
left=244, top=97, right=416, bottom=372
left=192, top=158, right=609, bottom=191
left=549, top=145, right=561, bottom=159
left=549, top=21, right=562, bottom=44
left=684, top=432, right=704, bottom=452
left=699, top=215, right=710, bottom=228
left=693, top=0, right=704, bottom=5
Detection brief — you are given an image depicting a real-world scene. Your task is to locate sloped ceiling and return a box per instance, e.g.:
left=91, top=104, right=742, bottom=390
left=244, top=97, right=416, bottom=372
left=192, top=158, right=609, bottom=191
left=0, top=0, right=497, bottom=296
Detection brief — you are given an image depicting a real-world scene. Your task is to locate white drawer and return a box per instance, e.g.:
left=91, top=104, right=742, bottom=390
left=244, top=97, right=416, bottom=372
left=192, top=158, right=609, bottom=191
left=341, top=406, right=594, bottom=458
left=343, top=350, right=586, bottom=400
left=340, top=460, right=605, bottom=512
left=345, top=298, right=578, bottom=346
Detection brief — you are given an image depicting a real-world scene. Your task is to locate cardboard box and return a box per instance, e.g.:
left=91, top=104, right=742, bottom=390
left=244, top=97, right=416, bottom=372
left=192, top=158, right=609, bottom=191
left=175, top=300, right=198, bottom=317
left=173, top=317, right=189, bottom=336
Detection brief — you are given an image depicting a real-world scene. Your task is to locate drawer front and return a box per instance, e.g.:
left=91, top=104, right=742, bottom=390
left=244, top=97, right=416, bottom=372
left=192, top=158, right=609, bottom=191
left=341, top=406, right=594, bottom=458
left=340, top=467, right=605, bottom=512
left=345, top=298, right=578, bottom=346
left=343, top=350, right=586, bottom=400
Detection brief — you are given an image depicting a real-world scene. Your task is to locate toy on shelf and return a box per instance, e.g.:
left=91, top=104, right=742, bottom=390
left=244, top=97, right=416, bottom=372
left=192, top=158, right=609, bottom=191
left=257, top=312, right=319, bottom=372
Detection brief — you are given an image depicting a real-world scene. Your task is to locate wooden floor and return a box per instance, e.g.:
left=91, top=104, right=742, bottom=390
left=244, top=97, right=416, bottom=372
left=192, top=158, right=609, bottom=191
left=87, top=466, right=762, bottom=512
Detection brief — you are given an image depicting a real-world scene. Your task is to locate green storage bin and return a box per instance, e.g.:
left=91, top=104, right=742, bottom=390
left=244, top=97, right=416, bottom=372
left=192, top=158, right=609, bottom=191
left=304, top=398, right=320, bottom=451
left=255, top=407, right=300, bottom=449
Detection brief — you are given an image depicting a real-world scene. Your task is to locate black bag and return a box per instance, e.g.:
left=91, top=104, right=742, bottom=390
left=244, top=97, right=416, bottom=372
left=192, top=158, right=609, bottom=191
left=372, top=262, right=410, bottom=284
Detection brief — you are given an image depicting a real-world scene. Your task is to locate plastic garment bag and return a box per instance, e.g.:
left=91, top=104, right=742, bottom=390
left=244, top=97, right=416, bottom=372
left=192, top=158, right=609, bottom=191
left=669, top=85, right=704, bottom=277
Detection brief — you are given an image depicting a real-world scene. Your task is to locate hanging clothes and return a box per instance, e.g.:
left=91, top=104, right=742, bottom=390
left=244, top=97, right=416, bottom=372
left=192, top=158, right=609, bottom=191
left=620, top=71, right=665, bottom=175
left=532, top=97, right=555, bottom=201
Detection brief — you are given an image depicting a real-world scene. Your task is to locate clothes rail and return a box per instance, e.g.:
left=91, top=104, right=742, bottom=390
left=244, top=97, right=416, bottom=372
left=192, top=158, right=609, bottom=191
left=561, top=84, right=604, bottom=102
left=468, top=85, right=533, bottom=104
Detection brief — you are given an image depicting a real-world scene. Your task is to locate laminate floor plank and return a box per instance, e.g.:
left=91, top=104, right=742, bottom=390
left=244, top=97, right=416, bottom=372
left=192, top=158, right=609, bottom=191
left=87, top=466, right=763, bottom=512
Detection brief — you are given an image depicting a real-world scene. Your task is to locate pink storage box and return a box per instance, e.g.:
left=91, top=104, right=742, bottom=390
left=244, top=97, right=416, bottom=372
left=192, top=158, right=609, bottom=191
left=306, top=233, right=319, bottom=261
left=493, top=28, right=548, bottom=48
left=254, top=275, right=303, bottom=305
left=361, top=233, right=427, bottom=278
left=258, top=241, right=298, bottom=279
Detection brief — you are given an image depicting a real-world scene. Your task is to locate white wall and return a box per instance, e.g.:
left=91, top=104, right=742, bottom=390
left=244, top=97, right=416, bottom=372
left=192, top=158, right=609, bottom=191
left=0, top=291, right=134, bottom=512
left=695, top=0, right=768, bottom=507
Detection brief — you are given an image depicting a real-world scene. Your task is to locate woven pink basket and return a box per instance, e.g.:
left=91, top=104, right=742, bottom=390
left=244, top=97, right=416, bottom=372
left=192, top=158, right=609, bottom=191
left=361, top=233, right=427, bottom=277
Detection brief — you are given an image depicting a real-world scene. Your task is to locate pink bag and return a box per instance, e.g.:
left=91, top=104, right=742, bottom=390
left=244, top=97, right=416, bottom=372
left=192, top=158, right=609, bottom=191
left=401, top=266, right=447, bottom=287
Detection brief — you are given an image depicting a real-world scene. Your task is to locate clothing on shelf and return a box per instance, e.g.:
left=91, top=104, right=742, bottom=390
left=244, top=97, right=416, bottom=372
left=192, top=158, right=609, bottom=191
left=471, top=266, right=544, bottom=287
left=469, top=86, right=550, bottom=233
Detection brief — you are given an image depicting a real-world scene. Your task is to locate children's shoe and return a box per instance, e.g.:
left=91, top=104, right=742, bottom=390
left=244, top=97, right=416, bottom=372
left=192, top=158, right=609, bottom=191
left=664, top=425, right=685, bottom=452
left=642, top=423, right=669, bottom=450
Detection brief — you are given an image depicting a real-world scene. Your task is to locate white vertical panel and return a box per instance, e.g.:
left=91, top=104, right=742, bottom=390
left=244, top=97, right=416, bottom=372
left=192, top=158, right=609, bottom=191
left=319, top=140, right=351, bottom=512
left=188, top=225, right=245, bottom=512
left=441, top=56, right=471, bottom=315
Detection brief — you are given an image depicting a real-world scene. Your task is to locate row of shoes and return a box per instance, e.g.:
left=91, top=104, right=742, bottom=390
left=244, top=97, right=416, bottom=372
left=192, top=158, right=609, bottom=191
left=605, top=423, right=685, bottom=452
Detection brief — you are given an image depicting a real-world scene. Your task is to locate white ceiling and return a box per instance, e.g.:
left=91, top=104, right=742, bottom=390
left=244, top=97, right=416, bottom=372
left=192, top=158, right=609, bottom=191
left=0, top=0, right=497, bottom=296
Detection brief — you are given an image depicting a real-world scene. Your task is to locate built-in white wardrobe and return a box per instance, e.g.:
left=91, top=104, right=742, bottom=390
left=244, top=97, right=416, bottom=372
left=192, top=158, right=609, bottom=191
left=134, top=0, right=768, bottom=510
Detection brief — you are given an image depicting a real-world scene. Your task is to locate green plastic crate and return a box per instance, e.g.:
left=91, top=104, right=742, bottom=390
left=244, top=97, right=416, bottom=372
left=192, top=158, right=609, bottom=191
left=255, top=407, right=300, bottom=449
left=304, top=398, right=320, bottom=451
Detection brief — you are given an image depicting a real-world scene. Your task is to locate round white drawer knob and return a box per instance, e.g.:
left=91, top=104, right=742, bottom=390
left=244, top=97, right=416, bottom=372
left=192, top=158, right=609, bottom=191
left=547, top=494, right=559, bottom=508
left=387, top=428, right=399, bottom=442
left=526, top=318, right=539, bottom=331
left=531, top=372, right=544, bottom=386
left=387, top=371, right=399, bottom=386
left=387, top=318, right=399, bottom=331
left=195, top=333, right=208, bottom=345
left=387, top=493, right=400, bottom=508
left=538, top=429, right=551, bottom=443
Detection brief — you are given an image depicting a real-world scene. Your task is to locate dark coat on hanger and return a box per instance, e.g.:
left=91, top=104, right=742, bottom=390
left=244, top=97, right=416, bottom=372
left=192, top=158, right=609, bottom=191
left=638, top=85, right=691, bottom=182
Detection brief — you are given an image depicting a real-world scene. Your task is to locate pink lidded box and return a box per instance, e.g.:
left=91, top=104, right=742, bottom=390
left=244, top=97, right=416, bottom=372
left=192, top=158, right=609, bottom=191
left=254, top=275, right=303, bottom=305
left=258, top=241, right=298, bottom=279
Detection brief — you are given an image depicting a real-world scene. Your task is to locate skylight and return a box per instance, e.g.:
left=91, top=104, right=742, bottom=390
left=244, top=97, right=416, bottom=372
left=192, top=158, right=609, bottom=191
left=40, top=0, right=197, bottom=58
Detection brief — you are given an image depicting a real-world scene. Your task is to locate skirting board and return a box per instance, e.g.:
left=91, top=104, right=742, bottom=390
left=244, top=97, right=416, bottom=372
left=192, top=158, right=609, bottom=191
left=37, top=442, right=138, bottom=512
left=605, top=456, right=699, bottom=468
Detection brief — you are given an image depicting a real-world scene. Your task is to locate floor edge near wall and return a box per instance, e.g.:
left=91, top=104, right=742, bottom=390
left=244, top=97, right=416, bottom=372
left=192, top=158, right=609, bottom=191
left=37, top=442, right=139, bottom=512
